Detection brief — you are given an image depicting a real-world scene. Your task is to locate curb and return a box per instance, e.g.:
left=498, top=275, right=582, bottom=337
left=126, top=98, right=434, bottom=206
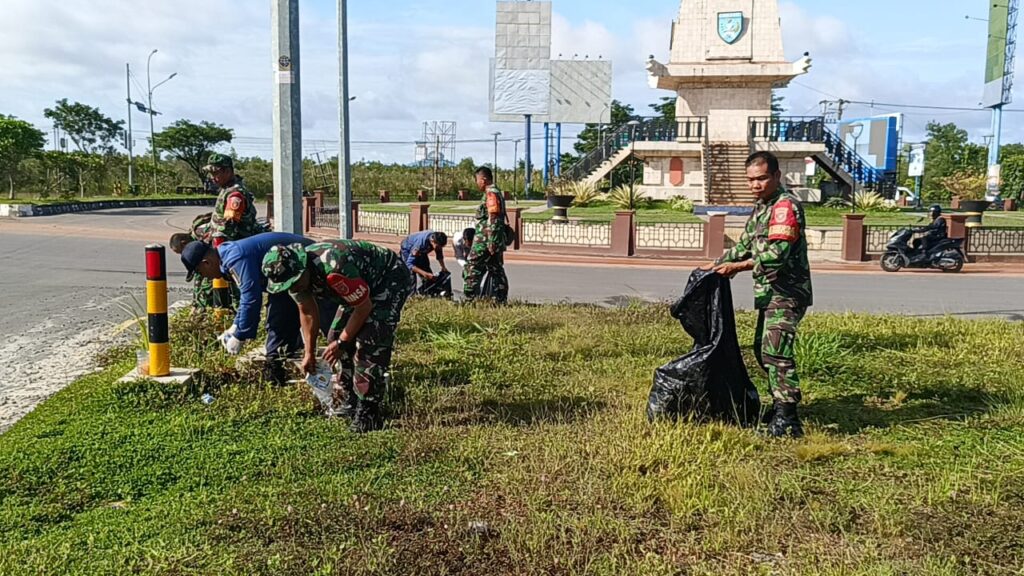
left=0, top=198, right=216, bottom=218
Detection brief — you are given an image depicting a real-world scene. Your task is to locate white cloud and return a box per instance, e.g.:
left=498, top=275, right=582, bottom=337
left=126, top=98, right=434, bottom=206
left=6, top=0, right=1014, bottom=166
left=776, top=1, right=1009, bottom=143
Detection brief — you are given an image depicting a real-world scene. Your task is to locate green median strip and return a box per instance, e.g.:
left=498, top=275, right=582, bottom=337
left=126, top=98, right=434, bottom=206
left=1, top=303, right=1023, bottom=574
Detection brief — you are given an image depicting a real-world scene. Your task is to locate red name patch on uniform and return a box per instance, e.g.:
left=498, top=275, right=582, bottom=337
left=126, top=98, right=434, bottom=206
left=327, top=273, right=369, bottom=306
left=486, top=191, right=501, bottom=215
left=768, top=200, right=799, bottom=242
left=224, top=193, right=245, bottom=222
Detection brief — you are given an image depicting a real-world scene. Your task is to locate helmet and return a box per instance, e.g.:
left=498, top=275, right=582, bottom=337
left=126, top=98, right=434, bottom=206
left=929, top=204, right=942, bottom=218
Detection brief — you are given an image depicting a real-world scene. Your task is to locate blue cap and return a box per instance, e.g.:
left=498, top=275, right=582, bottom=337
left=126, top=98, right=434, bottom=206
left=181, top=241, right=212, bottom=282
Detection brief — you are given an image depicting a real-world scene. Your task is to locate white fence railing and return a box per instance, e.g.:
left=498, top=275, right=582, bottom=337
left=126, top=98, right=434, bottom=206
left=636, top=223, right=704, bottom=251
left=522, top=221, right=611, bottom=246
left=359, top=210, right=409, bottom=236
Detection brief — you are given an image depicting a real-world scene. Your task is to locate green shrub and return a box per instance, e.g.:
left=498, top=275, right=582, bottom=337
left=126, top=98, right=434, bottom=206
left=669, top=195, right=694, bottom=213
left=608, top=184, right=650, bottom=209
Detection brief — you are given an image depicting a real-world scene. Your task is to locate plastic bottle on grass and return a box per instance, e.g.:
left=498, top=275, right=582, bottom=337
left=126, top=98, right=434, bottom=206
left=306, top=360, right=337, bottom=416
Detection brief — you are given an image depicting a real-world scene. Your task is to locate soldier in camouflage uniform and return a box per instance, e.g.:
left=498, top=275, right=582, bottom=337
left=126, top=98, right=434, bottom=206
left=206, top=153, right=262, bottom=245
left=169, top=213, right=231, bottom=309
left=262, top=240, right=412, bottom=433
left=704, top=151, right=813, bottom=438
left=205, top=153, right=262, bottom=309
left=462, top=166, right=510, bottom=303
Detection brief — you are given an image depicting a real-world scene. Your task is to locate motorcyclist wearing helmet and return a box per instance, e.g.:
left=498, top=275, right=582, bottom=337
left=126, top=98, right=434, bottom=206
left=914, top=204, right=947, bottom=253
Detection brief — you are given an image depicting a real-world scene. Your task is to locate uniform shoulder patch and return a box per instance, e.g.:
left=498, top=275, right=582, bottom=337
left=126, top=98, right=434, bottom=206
left=768, top=199, right=799, bottom=242
left=486, top=191, right=501, bottom=215
left=326, top=272, right=369, bottom=306
left=224, top=192, right=246, bottom=222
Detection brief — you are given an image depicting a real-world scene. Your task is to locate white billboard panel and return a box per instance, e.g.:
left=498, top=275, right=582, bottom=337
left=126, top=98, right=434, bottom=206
left=495, top=1, right=552, bottom=70
left=493, top=69, right=551, bottom=115
left=548, top=60, right=612, bottom=124
left=908, top=144, right=925, bottom=178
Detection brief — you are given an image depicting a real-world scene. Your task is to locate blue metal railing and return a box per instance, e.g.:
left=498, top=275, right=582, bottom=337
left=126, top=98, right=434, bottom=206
left=749, top=116, right=825, bottom=143
left=749, top=116, right=892, bottom=192
left=563, top=116, right=706, bottom=182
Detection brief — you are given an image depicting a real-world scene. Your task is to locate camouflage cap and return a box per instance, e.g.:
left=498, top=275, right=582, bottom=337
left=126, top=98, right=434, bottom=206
left=262, top=243, right=308, bottom=293
left=203, top=152, right=234, bottom=172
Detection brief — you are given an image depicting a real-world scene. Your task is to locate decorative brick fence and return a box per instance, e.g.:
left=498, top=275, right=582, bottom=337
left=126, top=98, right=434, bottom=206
left=306, top=200, right=1024, bottom=263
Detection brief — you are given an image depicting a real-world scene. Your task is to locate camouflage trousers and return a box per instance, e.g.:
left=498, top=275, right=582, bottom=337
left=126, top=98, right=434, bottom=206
left=328, top=264, right=412, bottom=403
left=463, top=250, right=508, bottom=303
left=754, top=301, right=807, bottom=404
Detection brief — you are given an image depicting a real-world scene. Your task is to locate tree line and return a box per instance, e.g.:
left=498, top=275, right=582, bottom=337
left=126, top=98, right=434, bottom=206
left=3, top=97, right=1020, bottom=203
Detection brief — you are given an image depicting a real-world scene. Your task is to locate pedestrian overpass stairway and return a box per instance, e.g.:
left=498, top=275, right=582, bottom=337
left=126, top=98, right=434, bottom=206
left=564, top=116, right=895, bottom=204
left=563, top=117, right=682, bottom=186
left=757, top=118, right=896, bottom=197
left=705, top=142, right=753, bottom=205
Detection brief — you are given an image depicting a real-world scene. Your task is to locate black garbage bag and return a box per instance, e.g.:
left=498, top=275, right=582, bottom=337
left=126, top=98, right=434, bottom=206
left=418, top=270, right=453, bottom=299
left=647, top=269, right=761, bottom=426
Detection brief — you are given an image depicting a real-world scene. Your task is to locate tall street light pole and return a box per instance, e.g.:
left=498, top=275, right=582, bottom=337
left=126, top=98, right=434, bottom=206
left=338, top=0, right=353, bottom=238
left=126, top=63, right=135, bottom=193
left=627, top=120, right=640, bottom=211
left=146, top=49, right=176, bottom=194
left=273, top=0, right=303, bottom=233
left=492, top=131, right=501, bottom=180
left=513, top=138, right=521, bottom=203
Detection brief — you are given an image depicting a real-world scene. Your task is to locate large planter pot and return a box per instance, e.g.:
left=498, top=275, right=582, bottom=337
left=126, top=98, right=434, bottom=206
left=547, top=195, right=574, bottom=223
left=959, top=199, right=989, bottom=228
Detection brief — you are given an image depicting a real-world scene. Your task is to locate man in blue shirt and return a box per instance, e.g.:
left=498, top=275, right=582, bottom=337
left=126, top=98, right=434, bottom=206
left=179, top=232, right=338, bottom=367
left=399, top=230, right=448, bottom=289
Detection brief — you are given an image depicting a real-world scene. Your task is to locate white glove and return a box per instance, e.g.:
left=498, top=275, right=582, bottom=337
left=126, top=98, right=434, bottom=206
left=219, top=329, right=243, bottom=355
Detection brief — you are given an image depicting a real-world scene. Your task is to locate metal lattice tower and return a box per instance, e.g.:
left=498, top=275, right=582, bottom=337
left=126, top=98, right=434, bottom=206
left=422, top=121, right=457, bottom=166
left=422, top=121, right=456, bottom=199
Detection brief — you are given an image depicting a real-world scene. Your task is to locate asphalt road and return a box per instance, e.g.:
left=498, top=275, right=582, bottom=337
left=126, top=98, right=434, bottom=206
left=3, top=204, right=1023, bottom=327
left=1, top=205, right=1022, bottom=430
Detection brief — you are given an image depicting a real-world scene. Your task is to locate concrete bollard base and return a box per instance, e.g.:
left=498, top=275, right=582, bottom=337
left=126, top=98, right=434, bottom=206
left=118, top=368, right=196, bottom=386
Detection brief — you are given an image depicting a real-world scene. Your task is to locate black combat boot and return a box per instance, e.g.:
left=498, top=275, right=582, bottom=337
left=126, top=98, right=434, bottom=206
left=333, top=378, right=358, bottom=420
left=262, top=358, right=290, bottom=386
left=764, top=402, right=804, bottom=439
left=349, top=400, right=384, bottom=434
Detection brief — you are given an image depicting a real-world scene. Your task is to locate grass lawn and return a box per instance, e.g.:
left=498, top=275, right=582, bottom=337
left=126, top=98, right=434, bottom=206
left=2, top=302, right=1023, bottom=575
left=4, top=194, right=214, bottom=206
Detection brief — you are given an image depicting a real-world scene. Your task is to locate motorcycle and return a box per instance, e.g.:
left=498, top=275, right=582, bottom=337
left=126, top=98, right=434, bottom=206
left=879, top=228, right=965, bottom=273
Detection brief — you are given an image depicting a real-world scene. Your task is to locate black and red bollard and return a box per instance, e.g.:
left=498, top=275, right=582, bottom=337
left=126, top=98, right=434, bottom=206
left=145, top=244, right=171, bottom=377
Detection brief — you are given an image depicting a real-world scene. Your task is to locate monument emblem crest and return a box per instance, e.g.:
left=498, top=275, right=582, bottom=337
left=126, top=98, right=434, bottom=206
left=717, top=11, right=744, bottom=44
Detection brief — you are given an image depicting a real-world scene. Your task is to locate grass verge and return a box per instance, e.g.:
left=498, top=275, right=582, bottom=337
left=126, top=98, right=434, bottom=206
left=1, top=303, right=1023, bottom=575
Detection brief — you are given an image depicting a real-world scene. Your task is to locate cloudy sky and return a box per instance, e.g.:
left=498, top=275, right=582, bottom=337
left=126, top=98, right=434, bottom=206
left=1, top=0, right=1018, bottom=166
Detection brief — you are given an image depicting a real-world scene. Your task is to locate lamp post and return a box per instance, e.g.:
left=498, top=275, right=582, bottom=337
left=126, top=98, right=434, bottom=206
left=492, top=131, right=501, bottom=182
left=513, top=138, right=521, bottom=203
left=146, top=49, right=177, bottom=195
left=627, top=120, right=641, bottom=211
left=849, top=122, right=864, bottom=212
